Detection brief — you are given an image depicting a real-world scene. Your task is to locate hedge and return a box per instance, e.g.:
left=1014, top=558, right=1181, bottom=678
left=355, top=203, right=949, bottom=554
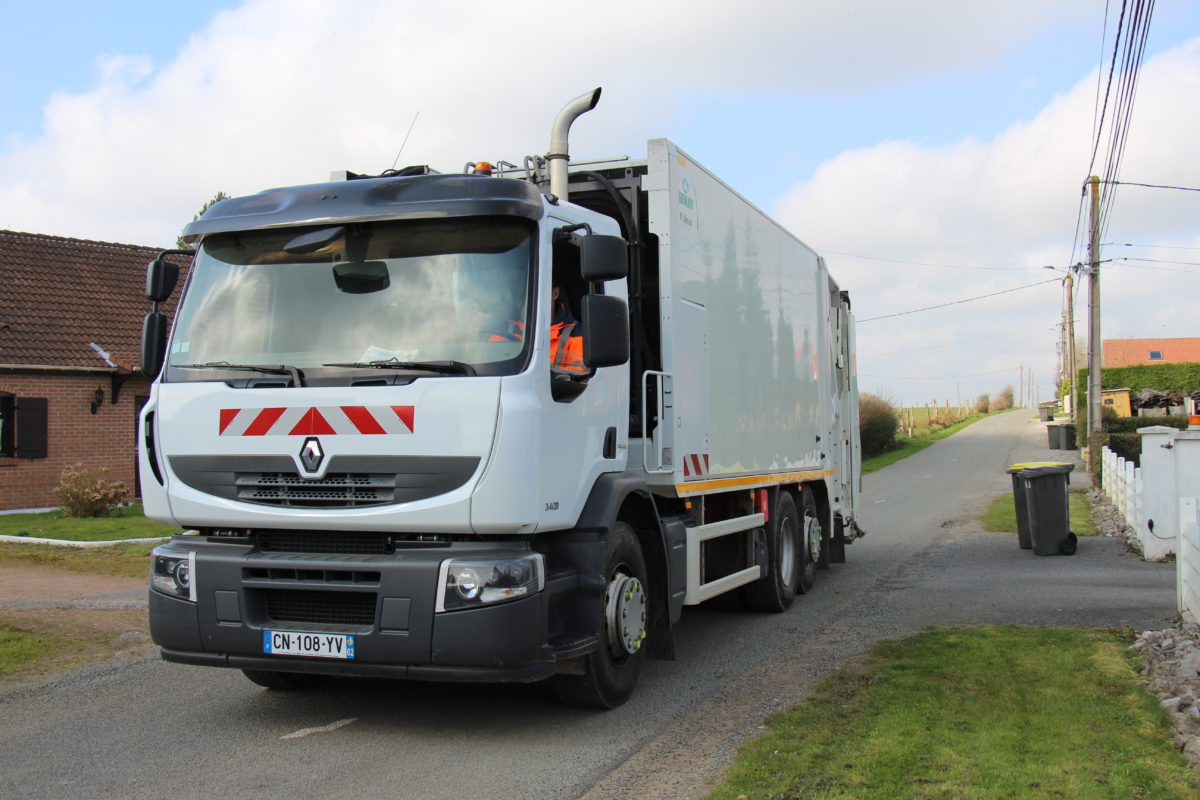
left=1075, top=362, right=1200, bottom=421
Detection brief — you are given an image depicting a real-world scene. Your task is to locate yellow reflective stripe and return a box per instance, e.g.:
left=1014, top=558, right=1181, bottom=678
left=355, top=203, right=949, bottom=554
left=674, top=469, right=834, bottom=496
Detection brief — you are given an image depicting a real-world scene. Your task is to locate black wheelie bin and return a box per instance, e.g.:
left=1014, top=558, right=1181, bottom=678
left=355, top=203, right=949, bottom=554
left=1006, top=462, right=1076, bottom=553
left=1012, top=462, right=1076, bottom=555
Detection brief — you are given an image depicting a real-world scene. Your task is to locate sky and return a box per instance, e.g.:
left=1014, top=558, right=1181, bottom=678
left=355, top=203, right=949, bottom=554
left=2, top=0, right=1199, bottom=407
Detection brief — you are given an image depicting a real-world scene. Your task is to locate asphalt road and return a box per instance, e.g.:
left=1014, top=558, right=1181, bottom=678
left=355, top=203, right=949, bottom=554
left=0, top=412, right=1177, bottom=800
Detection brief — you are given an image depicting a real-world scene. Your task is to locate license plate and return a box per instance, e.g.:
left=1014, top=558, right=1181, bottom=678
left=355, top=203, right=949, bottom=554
left=263, top=630, right=355, bottom=659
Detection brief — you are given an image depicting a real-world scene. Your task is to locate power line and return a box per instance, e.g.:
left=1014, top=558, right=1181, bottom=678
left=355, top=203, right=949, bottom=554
left=1103, top=242, right=1200, bottom=250
left=858, top=323, right=1056, bottom=360
left=857, top=278, right=1060, bottom=323
left=816, top=248, right=1033, bottom=271
left=1105, top=180, right=1200, bottom=192
left=861, top=367, right=1019, bottom=380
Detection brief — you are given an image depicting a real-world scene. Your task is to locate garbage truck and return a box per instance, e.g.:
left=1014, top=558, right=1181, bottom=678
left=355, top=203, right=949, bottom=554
left=140, top=88, right=863, bottom=708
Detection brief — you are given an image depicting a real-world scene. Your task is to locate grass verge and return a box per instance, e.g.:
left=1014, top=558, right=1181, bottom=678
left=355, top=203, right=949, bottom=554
left=981, top=489, right=1098, bottom=536
left=0, top=626, right=83, bottom=677
left=707, top=626, right=1198, bottom=800
left=863, top=412, right=993, bottom=474
left=0, top=505, right=180, bottom=541
left=0, top=541, right=156, bottom=578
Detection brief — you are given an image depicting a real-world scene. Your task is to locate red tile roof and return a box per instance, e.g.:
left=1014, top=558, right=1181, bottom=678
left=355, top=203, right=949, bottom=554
left=0, top=230, right=191, bottom=370
left=1103, top=337, right=1200, bottom=368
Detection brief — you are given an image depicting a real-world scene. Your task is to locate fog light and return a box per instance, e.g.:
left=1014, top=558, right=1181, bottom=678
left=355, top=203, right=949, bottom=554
left=436, top=553, right=544, bottom=612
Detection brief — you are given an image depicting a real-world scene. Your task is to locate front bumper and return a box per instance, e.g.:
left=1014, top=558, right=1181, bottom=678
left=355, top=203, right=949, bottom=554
left=149, top=535, right=596, bottom=683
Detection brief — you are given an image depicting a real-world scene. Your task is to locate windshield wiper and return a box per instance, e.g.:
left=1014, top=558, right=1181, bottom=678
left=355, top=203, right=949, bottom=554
left=175, top=362, right=306, bottom=386
left=322, top=358, right=476, bottom=376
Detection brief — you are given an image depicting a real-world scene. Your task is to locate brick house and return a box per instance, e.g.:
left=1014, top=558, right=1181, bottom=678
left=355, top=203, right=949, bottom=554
left=1103, top=337, right=1200, bottom=368
left=0, top=230, right=188, bottom=511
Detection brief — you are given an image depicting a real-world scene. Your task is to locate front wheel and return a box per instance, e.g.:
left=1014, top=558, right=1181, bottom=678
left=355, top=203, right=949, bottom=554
left=553, top=522, right=648, bottom=709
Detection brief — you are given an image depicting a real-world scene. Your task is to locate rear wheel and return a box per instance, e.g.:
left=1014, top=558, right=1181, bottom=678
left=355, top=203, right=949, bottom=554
left=553, top=522, right=648, bottom=709
left=796, top=488, right=823, bottom=594
left=744, top=491, right=800, bottom=612
left=242, top=669, right=330, bottom=690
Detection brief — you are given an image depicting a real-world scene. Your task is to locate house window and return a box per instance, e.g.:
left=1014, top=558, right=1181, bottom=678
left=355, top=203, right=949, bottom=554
left=0, top=394, right=13, bottom=457
left=1149, top=350, right=1164, bottom=361
left=0, top=395, right=48, bottom=459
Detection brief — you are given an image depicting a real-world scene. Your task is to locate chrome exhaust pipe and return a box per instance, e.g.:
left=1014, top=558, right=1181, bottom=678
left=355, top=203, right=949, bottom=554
left=548, top=87, right=601, bottom=201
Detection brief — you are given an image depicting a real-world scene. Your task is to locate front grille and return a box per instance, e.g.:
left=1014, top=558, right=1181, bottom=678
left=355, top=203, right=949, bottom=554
left=236, top=472, right=395, bottom=508
left=255, top=530, right=397, bottom=555
left=265, top=590, right=377, bottom=626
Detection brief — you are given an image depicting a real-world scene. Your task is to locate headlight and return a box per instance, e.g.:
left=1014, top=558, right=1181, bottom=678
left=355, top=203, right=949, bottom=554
left=436, top=553, right=544, bottom=612
left=151, top=548, right=196, bottom=602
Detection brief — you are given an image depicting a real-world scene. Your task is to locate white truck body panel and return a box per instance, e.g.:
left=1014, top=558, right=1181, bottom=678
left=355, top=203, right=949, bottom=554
left=640, top=139, right=841, bottom=502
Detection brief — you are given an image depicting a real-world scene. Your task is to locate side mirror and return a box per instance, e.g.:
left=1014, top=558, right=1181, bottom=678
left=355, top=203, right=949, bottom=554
left=145, top=258, right=180, bottom=303
left=581, top=294, right=629, bottom=368
left=141, top=312, right=170, bottom=379
left=580, top=235, right=628, bottom=282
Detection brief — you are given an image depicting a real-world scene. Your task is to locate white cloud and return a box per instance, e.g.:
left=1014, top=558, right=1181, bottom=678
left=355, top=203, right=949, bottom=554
left=1, top=0, right=1193, bottom=406
left=777, top=37, right=1200, bottom=403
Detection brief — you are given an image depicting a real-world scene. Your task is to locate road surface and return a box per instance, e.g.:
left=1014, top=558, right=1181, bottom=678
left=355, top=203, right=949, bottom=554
left=0, top=412, right=1176, bottom=800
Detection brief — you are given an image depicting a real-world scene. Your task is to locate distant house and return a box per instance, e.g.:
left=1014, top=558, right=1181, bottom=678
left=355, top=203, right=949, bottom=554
left=1103, top=337, right=1200, bottom=368
left=0, top=230, right=188, bottom=511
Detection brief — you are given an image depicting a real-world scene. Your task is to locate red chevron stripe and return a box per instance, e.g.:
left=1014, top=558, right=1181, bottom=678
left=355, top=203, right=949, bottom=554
left=342, top=405, right=386, bottom=435
left=392, top=405, right=415, bottom=432
left=289, top=408, right=336, bottom=436
left=219, top=408, right=239, bottom=435
left=243, top=407, right=286, bottom=436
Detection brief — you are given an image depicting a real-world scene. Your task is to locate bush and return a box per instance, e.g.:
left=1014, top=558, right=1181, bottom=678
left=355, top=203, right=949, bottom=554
left=975, top=394, right=990, bottom=414
left=1104, top=415, right=1192, bottom=433
left=1107, top=433, right=1142, bottom=465
left=53, top=464, right=129, bottom=518
left=992, top=386, right=1014, bottom=411
left=859, top=394, right=899, bottom=457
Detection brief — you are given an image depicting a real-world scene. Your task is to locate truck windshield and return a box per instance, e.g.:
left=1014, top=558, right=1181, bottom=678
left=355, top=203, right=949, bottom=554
left=165, top=217, right=533, bottom=381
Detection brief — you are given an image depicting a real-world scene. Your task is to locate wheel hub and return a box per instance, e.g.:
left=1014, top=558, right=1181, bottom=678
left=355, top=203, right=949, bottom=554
left=804, top=515, right=821, bottom=562
left=605, top=572, right=647, bottom=658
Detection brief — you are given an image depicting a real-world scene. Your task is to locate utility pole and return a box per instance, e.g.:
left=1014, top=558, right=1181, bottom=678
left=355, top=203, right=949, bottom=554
left=1086, top=175, right=1103, bottom=464
left=1065, top=268, right=1077, bottom=425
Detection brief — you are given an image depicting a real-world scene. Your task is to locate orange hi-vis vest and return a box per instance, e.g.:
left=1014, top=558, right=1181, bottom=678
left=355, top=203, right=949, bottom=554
left=488, top=320, right=585, bottom=372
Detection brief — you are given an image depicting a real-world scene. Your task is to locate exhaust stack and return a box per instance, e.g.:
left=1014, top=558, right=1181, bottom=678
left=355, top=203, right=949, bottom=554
left=548, top=87, right=602, bottom=201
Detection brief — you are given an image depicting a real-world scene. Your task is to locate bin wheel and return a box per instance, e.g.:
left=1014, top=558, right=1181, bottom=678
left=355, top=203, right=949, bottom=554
left=1059, top=532, right=1078, bottom=556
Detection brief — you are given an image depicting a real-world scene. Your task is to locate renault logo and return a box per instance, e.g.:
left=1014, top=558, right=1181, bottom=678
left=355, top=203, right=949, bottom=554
left=300, top=437, right=324, bottom=472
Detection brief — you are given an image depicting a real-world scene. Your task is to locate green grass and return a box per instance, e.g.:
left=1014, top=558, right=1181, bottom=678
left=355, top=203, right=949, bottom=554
left=707, top=626, right=1199, bottom=799
left=0, top=626, right=83, bottom=676
left=0, top=542, right=157, bottom=578
left=982, top=489, right=1098, bottom=536
left=863, top=412, right=993, bottom=474
left=0, top=505, right=180, bottom=541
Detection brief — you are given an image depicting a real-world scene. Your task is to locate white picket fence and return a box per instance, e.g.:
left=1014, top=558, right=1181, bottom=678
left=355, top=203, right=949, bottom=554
left=1101, top=446, right=1144, bottom=545
left=1100, top=426, right=1200, bottom=617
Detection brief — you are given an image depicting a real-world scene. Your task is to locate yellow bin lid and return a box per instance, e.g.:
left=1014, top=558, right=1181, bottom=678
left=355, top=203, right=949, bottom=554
left=1007, top=461, right=1074, bottom=473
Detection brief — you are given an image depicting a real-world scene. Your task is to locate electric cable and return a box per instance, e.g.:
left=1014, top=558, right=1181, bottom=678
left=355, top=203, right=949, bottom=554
left=857, top=278, right=1060, bottom=323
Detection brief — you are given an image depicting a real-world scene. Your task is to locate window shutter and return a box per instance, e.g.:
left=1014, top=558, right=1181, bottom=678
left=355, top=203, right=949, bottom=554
left=16, top=397, right=48, bottom=459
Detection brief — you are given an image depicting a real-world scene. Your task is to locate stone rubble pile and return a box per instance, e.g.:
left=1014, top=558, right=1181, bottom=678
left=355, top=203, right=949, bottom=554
left=1087, top=487, right=1142, bottom=555
left=1133, top=617, right=1200, bottom=766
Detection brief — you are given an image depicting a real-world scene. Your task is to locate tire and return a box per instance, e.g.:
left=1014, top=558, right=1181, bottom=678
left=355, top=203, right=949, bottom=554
left=743, top=491, right=801, bottom=612
left=242, top=669, right=331, bottom=691
left=553, top=522, right=648, bottom=709
left=1059, top=532, right=1078, bottom=556
left=795, top=488, right=823, bottom=595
